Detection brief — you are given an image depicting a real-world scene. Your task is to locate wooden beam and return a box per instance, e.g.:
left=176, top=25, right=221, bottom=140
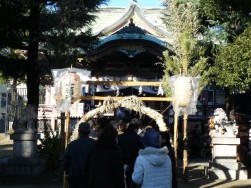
left=85, top=81, right=162, bottom=86
left=77, top=96, right=173, bottom=101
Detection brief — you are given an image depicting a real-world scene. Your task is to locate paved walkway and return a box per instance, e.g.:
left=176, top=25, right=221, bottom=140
left=0, top=170, right=63, bottom=188
left=176, top=160, right=251, bottom=188
left=0, top=159, right=250, bottom=188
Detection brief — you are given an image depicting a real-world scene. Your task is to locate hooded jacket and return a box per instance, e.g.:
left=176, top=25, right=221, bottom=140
left=132, top=146, right=172, bottom=188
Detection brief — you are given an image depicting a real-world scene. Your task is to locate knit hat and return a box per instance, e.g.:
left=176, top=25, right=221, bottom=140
left=78, top=122, right=91, bottom=134
left=142, top=129, right=160, bottom=148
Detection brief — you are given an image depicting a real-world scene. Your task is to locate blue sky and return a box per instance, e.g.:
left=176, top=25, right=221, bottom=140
left=104, top=0, right=163, bottom=7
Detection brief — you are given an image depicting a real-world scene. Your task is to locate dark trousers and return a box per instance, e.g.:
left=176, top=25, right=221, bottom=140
left=125, top=168, right=138, bottom=188
left=68, top=177, right=87, bottom=188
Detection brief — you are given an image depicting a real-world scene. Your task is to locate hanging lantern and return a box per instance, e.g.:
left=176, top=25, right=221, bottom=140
left=169, top=75, right=201, bottom=116
left=60, top=71, right=81, bottom=100
left=174, top=76, right=193, bottom=107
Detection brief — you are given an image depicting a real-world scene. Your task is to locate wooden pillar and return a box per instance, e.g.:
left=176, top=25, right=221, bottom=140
left=183, top=112, right=188, bottom=181
left=60, top=112, right=65, bottom=149
left=60, top=112, right=66, bottom=183
left=174, top=114, right=179, bottom=167
left=65, top=111, right=70, bottom=149
left=63, top=111, right=70, bottom=188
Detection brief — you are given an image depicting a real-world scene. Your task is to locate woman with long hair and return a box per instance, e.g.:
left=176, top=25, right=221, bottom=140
left=88, top=126, right=126, bottom=188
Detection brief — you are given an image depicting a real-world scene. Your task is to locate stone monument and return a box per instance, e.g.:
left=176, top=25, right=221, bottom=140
left=2, top=105, right=45, bottom=176
left=208, top=108, right=248, bottom=179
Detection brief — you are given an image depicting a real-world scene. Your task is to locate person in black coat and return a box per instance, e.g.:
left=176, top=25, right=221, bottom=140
left=88, top=126, right=126, bottom=188
left=118, top=123, right=144, bottom=188
left=63, top=122, right=96, bottom=188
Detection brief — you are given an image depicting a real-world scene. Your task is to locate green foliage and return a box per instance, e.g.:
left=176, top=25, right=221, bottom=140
left=161, top=74, right=172, bottom=97
left=161, top=0, right=209, bottom=96
left=207, top=26, right=251, bottom=94
left=37, top=118, right=61, bottom=170
left=199, top=0, right=251, bottom=43
left=0, top=0, right=109, bottom=107
left=0, top=48, right=27, bottom=81
left=162, top=0, right=200, bottom=37
left=200, top=0, right=224, bottom=21
left=162, top=0, right=251, bottom=98
left=0, top=73, right=6, bottom=84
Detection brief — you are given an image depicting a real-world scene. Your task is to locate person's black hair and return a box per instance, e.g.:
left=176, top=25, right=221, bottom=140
left=96, top=126, right=118, bottom=147
left=127, top=123, right=139, bottom=130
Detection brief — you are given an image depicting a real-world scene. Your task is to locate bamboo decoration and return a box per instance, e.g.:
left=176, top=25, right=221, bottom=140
left=169, top=75, right=201, bottom=182
left=173, top=76, right=192, bottom=180
left=183, top=111, right=188, bottom=181
left=173, top=114, right=179, bottom=167
left=63, top=111, right=70, bottom=188
left=65, top=111, right=70, bottom=148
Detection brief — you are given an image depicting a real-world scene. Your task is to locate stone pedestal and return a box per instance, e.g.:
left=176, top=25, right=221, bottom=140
left=209, top=136, right=248, bottom=179
left=1, top=131, right=45, bottom=176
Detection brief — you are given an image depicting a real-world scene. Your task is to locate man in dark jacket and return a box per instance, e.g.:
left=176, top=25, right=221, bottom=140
left=64, top=122, right=96, bottom=188
left=118, top=123, right=144, bottom=188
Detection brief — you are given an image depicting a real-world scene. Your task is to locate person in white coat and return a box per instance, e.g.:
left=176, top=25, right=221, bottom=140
left=132, top=129, right=172, bottom=188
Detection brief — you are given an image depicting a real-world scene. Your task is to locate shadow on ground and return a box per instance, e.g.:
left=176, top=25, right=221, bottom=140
left=0, top=169, right=62, bottom=187
left=176, top=159, right=251, bottom=188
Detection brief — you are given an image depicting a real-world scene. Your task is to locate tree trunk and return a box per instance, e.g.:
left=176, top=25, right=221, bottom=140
left=224, top=88, right=235, bottom=118
left=25, top=1, right=41, bottom=130
left=27, top=1, right=40, bottom=107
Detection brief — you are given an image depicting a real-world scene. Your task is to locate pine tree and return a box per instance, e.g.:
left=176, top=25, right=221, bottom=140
left=0, top=0, right=108, bottom=126
left=161, top=0, right=208, bottom=96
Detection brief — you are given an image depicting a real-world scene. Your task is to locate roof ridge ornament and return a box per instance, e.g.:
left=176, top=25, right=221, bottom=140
left=115, top=18, right=146, bottom=35
left=94, top=0, right=169, bottom=38
left=130, top=18, right=134, bottom=25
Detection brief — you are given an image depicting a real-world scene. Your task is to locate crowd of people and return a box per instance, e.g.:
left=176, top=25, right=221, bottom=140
left=63, top=116, right=176, bottom=188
